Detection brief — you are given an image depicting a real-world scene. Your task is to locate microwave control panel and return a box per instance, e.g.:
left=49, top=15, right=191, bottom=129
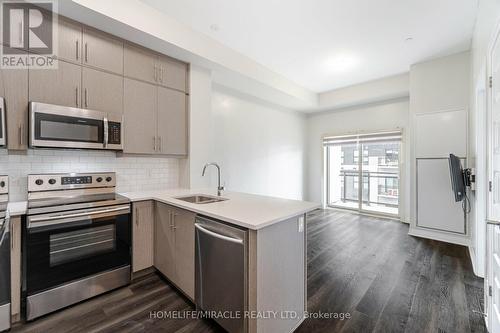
left=108, top=122, right=121, bottom=144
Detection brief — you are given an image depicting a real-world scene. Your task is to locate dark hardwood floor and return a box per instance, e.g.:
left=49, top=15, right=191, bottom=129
left=12, top=209, right=486, bottom=333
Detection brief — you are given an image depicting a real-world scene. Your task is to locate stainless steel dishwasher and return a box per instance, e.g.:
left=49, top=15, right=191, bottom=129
left=195, top=216, right=248, bottom=333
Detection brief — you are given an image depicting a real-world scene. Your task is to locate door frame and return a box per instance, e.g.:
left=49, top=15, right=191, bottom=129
left=323, top=129, right=404, bottom=219
left=486, top=18, right=500, bottom=332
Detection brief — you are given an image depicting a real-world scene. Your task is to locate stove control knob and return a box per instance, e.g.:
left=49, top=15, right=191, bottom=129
left=35, top=179, right=43, bottom=186
left=96, top=177, right=103, bottom=183
left=0, top=181, right=5, bottom=188
left=48, top=179, right=56, bottom=185
left=106, top=176, right=112, bottom=182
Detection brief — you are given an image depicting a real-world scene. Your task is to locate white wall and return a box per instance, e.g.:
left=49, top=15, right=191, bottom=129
left=182, top=64, right=214, bottom=189
left=306, top=98, right=410, bottom=220
left=211, top=87, right=306, bottom=200
left=0, top=150, right=180, bottom=201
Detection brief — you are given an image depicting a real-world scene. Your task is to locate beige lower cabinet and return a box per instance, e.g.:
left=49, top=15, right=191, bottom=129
left=132, top=201, right=154, bottom=272
left=10, top=216, right=21, bottom=322
left=154, top=202, right=195, bottom=299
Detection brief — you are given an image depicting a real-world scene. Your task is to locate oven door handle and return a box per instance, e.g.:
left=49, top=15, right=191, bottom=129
left=28, top=205, right=130, bottom=229
left=0, top=217, right=10, bottom=247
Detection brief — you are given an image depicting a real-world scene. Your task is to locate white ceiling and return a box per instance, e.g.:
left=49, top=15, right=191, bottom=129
left=141, top=0, right=477, bottom=93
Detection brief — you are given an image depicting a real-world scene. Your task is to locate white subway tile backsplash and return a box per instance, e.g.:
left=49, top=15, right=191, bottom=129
left=0, top=149, right=181, bottom=201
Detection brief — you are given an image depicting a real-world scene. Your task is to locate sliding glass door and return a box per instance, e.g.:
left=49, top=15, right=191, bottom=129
left=324, top=131, right=401, bottom=217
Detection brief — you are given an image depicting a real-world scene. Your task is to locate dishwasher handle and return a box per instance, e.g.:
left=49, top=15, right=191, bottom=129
left=195, top=223, right=244, bottom=244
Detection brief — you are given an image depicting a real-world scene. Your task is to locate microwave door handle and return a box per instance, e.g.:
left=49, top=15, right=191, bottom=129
left=103, top=117, right=109, bottom=148
left=28, top=206, right=130, bottom=229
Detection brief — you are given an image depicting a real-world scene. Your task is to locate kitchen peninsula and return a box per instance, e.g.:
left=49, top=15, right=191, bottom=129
left=123, top=189, right=319, bottom=333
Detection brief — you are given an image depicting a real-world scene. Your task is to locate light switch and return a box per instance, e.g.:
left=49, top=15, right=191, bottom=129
left=298, top=216, right=304, bottom=233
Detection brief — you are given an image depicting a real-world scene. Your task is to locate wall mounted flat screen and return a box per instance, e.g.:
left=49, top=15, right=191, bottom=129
left=449, top=153, right=465, bottom=202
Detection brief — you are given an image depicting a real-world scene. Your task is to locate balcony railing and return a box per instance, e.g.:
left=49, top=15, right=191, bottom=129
left=339, top=170, right=399, bottom=208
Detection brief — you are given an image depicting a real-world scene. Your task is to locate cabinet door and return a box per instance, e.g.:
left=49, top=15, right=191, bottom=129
left=82, top=67, right=123, bottom=114
left=133, top=201, right=154, bottom=272
left=154, top=203, right=176, bottom=281
left=172, top=207, right=196, bottom=299
left=83, top=27, right=123, bottom=75
left=124, top=44, right=158, bottom=84
left=157, top=87, right=187, bottom=155
left=10, top=216, right=21, bottom=322
left=56, top=18, right=82, bottom=64
left=0, top=47, right=28, bottom=150
left=123, top=78, right=157, bottom=154
left=158, top=56, right=188, bottom=92
left=29, top=60, right=81, bottom=108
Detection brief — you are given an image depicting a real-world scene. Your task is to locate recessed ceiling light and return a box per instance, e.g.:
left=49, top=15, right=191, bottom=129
left=326, top=54, right=360, bottom=72
left=210, top=24, right=219, bottom=32
left=405, top=37, right=413, bottom=42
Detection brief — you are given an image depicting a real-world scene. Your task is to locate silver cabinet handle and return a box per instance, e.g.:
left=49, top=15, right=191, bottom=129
left=84, top=88, right=88, bottom=108
left=195, top=224, right=243, bottom=244
left=159, top=66, right=163, bottom=83
left=135, top=207, right=139, bottom=226
left=158, top=136, right=162, bottom=152
left=18, top=124, right=22, bottom=146
left=75, top=87, right=79, bottom=107
left=84, top=42, right=88, bottom=62
left=172, top=212, right=177, bottom=229
left=76, top=40, right=79, bottom=60
left=154, top=64, right=158, bottom=82
left=487, top=220, right=500, bottom=226
left=153, top=136, right=157, bottom=151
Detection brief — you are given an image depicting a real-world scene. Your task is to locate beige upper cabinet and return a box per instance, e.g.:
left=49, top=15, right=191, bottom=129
left=171, top=206, right=196, bottom=299
left=124, top=44, right=157, bottom=84
left=82, top=27, right=123, bottom=75
left=56, top=18, right=82, bottom=64
left=158, top=56, right=188, bottom=92
left=82, top=67, right=123, bottom=114
left=0, top=47, right=28, bottom=150
left=132, top=201, right=154, bottom=273
left=157, top=87, right=187, bottom=155
left=29, top=60, right=81, bottom=108
left=154, top=202, right=176, bottom=281
left=123, top=78, right=157, bottom=154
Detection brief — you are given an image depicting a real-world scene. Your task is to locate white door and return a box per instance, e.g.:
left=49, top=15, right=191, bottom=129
left=487, top=24, right=500, bottom=332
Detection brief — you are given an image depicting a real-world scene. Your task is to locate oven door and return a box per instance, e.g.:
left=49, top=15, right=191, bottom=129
left=29, top=102, right=106, bottom=149
left=24, top=205, right=131, bottom=296
left=0, top=97, right=5, bottom=147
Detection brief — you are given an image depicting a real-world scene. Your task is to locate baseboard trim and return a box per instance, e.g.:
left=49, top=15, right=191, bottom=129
left=469, top=246, right=479, bottom=276
left=408, top=227, right=470, bottom=246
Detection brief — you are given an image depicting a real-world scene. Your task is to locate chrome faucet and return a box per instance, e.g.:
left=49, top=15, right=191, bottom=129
left=202, top=162, right=225, bottom=196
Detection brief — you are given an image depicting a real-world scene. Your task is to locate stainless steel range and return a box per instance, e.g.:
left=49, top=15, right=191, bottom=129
left=0, top=176, right=10, bottom=331
left=23, top=172, right=131, bottom=321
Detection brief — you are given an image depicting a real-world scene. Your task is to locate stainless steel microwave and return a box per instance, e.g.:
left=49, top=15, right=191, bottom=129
left=0, top=97, right=5, bottom=147
left=29, top=102, right=123, bottom=150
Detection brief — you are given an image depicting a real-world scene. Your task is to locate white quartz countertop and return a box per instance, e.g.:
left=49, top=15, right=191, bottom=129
left=6, top=189, right=320, bottom=230
left=121, top=189, right=320, bottom=230
left=7, top=201, right=27, bottom=216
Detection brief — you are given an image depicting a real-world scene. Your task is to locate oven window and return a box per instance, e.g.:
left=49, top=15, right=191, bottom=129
left=34, top=112, right=103, bottom=143
left=50, top=224, right=116, bottom=267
